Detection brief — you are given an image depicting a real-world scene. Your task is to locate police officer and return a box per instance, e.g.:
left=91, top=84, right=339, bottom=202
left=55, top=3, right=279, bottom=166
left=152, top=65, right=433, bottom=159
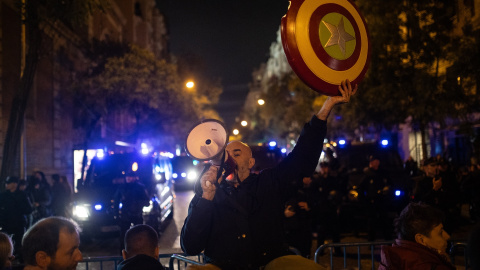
left=115, top=172, right=150, bottom=253
left=359, top=155, right=393, bottom=241
left=0, top=176, right=33, bottom=262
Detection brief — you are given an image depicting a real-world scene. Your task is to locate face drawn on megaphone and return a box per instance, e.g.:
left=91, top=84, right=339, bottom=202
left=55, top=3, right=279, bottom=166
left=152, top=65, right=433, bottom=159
left=185, top=119, right=237, bottom=178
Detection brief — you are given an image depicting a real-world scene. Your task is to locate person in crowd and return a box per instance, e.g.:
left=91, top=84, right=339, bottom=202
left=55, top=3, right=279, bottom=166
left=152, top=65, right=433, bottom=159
left=460, top=161, right=480, bottom=222
left=467, top=222, right=480, bottom=270
left=117, top=224, right=165, bottom=270
left=181, top=80, right=356, bottom=269
left=283, top=195, right=313, bottom=258
left=18, top=180, right=28, bottom=192
left=313, top=162, right=343, bottom=254
left=114, top=172, right=150, bottom=252
left=404, top=155, right=419, bottom=178
left=22, top=217, right=82, bottom=270
left=413, top=157, right=457, bottom=234
left=0, top=232, right=14, bottom=270
left=0, top=176, right=33, bottom=263
left=378, top=202, right=455, bottom=270
left=358, top=155, right=393, bottom=241
left=50, top=174, right=72, bottom=217
left=27, top=172, right=52, bottom=225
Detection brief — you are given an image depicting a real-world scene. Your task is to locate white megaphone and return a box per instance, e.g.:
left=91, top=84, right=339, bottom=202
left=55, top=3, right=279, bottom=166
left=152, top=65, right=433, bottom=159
left=185, top=119, right=236, bottom=179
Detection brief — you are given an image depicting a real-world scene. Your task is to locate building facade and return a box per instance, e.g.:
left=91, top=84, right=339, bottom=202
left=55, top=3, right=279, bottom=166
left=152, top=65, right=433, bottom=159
left=0, top=0, right=168, bottom=186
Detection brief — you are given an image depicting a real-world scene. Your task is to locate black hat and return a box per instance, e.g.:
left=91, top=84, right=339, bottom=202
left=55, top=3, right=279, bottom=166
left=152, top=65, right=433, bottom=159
left=5, top=176, right=19, bottom=184
left=424, top=157, right=438, bottom=166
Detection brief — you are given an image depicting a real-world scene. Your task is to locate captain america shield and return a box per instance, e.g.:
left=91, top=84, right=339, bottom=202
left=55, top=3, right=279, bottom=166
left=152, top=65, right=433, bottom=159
left=281, top=0, right=370, bottom=96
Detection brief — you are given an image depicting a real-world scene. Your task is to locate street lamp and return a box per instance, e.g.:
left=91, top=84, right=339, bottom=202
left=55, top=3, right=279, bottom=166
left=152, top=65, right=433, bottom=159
left=257, top=99, right=265, bottom=106
left=233, top=129, right=239, bottom=135
left=241, top=121, right=248, bottom=127
left=186, top=81, right=195, bottom=89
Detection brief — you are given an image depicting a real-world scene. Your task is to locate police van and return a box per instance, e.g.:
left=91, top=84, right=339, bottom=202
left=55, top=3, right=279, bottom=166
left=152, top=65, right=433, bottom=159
left=72, top=149, right=174, bottom=239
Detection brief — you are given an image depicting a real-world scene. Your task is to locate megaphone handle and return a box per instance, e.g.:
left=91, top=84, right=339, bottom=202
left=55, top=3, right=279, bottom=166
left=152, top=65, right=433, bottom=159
left=215, top=150, right=227, bottom=187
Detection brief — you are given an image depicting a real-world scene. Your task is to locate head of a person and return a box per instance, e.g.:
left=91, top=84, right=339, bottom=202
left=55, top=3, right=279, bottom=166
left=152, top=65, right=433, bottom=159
left=319, top=162, right=330, bottom=175
left=22, top=217, right=82, bottom=270
left=52, top=174, right=61, bottom=184
left=394, top=202, right=450, bottom=252
left=18, top=179, right=28, bottom=191
left=423, top=157, right=438, bottom=177
left=34, top=171, right=46, bottom=182
left=369, top=155, right=380, bottom=170
left=122, top=224, right=159, bottom=260
left=0, top=232, right=14, bottom=270
left=225, top=141, right=255, bottom=183
left=4, top=176, right=19, bottom=193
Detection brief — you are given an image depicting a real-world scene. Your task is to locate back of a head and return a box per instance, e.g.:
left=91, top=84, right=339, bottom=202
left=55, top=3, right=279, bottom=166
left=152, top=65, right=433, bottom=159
left=124, top=224, right=158, bottom=259
left=22, top=217, right=80, bottom=266
left=394, top=202, right=444, bottom=242
left=0, top=232, right=13, bottom=270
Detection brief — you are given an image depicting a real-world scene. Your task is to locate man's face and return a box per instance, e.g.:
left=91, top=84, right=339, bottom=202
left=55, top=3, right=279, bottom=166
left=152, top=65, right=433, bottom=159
left=225, top=141, right=254, bottom=183
left=5, top=182, right=17, bottom=192
left=420, top=223, right=450, bottom=252
left=47, top=229, right=82, bottom=270
left=425, top=163, right=438, bottom=177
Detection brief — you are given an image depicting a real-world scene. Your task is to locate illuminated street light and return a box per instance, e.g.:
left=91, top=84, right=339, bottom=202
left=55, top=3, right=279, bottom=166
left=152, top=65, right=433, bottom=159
left=186, top=81, right=195, bottom=89
left=257, top=99, right=265, bottom=106
left=233, top=129, right=239, bottom=135
left=241, top=121, right=248, bottom=127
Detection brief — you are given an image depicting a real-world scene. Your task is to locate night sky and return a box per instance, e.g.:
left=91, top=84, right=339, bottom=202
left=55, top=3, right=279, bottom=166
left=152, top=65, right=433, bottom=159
left=157, top=0, right=290, bottom=127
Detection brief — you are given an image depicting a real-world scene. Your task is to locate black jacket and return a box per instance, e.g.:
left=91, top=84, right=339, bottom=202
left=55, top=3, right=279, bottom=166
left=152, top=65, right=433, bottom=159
left=180, top=116, right=326, bottom=269
left=117, top=254, right=165, bottom=270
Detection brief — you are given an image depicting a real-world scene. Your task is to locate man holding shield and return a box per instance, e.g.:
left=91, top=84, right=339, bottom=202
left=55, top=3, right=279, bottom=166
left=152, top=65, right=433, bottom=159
left=181, top=80, right=357, bottom=269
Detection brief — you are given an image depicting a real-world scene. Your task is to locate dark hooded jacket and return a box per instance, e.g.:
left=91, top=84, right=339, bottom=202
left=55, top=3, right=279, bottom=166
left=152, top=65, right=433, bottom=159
left=379, top=239, right=455, bottom=270
left=117, top=254, right=165, bottom=270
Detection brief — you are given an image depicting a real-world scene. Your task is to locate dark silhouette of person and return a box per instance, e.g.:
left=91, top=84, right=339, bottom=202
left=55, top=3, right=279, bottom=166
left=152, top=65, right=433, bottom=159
left=115, top=172, right=150, bottom=253
left=117, top=224, right=165, bottom=270
left=50, top=174, right=72, bottom=217
left=0, top=176, right=33, bottom=263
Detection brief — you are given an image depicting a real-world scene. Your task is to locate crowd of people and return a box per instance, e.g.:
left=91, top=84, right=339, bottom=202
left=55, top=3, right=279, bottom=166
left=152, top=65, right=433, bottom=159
left=281, top=152, right=480, bottom=259
left=0, top=217, right=166, bottom=270
left=0, top=171, right=73, bottom=264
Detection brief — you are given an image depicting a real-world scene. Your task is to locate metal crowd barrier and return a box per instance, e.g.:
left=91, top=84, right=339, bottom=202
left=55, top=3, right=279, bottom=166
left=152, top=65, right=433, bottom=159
left=449, top=242, right=469, bottom=270
left=314, top=240, right=394, bottom=270
left=314, top=241, right=469, bottom=270
left=77, top=253, right=203, bottom=270
left=169, top=254, right=205, bottom=269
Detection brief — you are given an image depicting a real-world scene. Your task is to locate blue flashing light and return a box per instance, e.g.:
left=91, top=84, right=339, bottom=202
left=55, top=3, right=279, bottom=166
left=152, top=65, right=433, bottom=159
left=141, top=148, right=149, bottom=155
left=119, top=203, right=123, bottom=209
left=172, top=173, right=178, bottom=179
left=395, top=190, right=401, bottom=197
left=181, top=172, right=187, bottom=178
left=193, top=160, right=199, bottom=166
left=94, top=204, right=102, bottom=211
left=268, top=141, right=277, bottom=147
left=338, top=139, right=346, bottom=145
left=381, top=139, right=389, bottom=147
left=281, top=148, right=287, bottom=154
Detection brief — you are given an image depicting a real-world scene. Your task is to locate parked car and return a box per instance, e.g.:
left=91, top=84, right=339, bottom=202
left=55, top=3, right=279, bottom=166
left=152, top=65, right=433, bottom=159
left=72, top=151, right=174, bottom=239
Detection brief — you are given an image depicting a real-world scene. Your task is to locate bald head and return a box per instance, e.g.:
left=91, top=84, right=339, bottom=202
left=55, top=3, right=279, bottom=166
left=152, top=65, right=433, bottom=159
left=225, top=141, right=255, bottom=183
